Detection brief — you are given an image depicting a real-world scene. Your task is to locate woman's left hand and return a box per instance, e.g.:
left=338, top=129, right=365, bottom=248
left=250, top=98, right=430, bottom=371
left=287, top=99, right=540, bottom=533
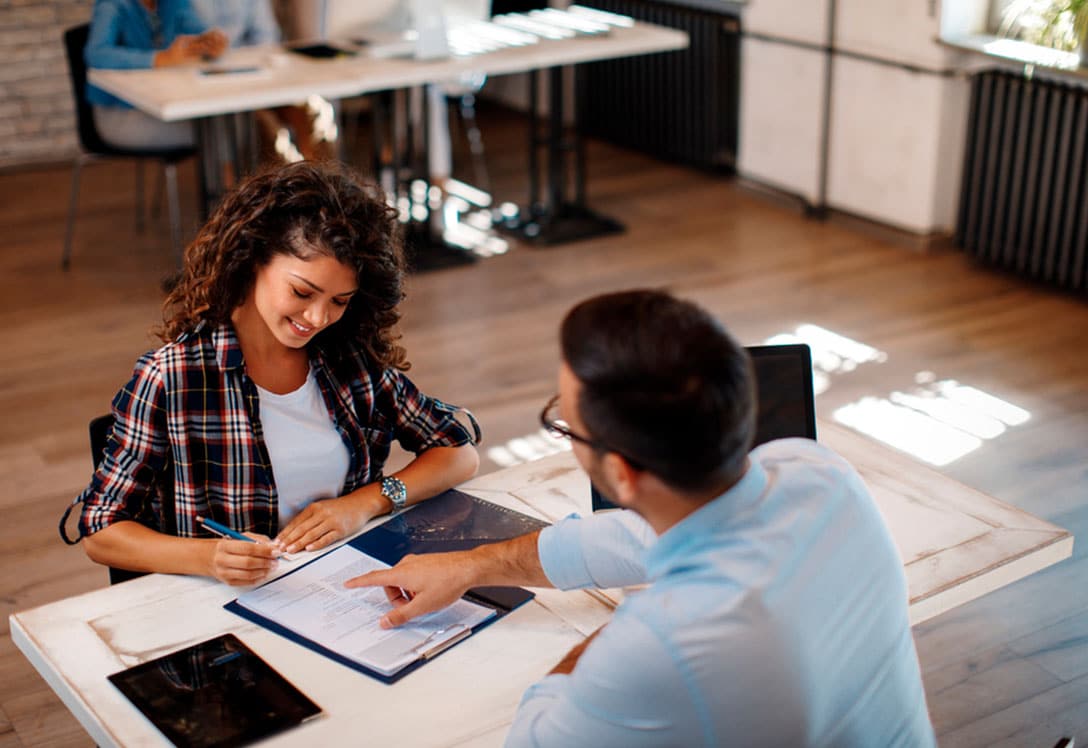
left=275, top=494, right=377, bottom=554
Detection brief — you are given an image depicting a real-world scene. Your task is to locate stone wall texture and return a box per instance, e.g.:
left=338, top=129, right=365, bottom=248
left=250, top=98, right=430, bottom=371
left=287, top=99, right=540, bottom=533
left=0, top=0, right=93, bottom=169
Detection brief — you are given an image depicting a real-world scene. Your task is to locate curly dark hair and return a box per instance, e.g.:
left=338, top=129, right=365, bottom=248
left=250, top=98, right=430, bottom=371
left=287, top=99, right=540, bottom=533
left=158, top=161, right=409, bottom=370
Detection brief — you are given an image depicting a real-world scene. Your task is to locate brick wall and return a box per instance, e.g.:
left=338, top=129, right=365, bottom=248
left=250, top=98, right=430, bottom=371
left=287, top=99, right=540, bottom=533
left=0, top=0, right=93, bottom=169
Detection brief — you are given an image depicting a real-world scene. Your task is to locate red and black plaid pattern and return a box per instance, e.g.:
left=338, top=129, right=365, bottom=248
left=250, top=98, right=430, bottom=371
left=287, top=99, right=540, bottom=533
left=78, top=323, right=479, bottom=539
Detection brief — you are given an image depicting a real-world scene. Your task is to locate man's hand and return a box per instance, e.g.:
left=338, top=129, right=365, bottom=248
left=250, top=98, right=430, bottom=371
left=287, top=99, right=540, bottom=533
left=344, top=551, right=478, bottom=628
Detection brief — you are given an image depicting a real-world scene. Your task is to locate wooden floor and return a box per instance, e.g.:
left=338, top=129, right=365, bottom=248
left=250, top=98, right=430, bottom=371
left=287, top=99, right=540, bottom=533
left=1, top=105, right=1086, bottom=746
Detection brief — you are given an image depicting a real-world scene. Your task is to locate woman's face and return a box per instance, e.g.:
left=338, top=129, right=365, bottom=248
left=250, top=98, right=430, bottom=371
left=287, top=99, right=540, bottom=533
left=245, top=251, right=357, bottom=350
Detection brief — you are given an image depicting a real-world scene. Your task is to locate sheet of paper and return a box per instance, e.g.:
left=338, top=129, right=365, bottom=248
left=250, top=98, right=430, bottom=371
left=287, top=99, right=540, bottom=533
left=236, top=545, right=495, bottom=676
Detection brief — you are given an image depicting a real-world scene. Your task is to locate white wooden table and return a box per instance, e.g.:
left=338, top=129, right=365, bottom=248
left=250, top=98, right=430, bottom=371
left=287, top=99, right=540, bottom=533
left=10, top=482, right=613, bottom=748
left=87, top=22, right=688, bottom=121
left=10, top=429, right=1073, bottom=746
left=87, top=20, right=690, bottom=246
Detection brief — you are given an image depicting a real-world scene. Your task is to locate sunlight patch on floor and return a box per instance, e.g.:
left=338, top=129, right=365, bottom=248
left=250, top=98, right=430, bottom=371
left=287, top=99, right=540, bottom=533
left=834, top=373, right=1031, bottom=466
left=766, top=326, right=1030, bottom=467
left=487, top=430, right=571, bottom=468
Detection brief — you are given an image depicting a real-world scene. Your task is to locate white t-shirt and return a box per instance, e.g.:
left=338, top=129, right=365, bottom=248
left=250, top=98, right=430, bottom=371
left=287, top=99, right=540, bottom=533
left=256, top=369, right=351, bottom=527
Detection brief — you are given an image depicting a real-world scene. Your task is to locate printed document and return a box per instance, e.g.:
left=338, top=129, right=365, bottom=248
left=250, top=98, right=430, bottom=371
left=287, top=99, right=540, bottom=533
left=235, top=545, right=495, bottom=676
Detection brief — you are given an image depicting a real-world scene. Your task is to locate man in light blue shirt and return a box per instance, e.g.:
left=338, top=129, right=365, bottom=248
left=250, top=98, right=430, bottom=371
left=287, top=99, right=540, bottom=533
left=347, top=289, right=936, bottom=747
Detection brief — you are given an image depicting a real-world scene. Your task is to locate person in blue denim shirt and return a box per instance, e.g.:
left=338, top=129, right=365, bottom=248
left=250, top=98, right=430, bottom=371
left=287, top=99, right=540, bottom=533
left=86, top=0, right=228, bottom=149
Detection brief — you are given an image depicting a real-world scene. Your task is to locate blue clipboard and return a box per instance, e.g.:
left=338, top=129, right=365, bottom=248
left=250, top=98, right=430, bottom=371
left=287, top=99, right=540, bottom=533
left=225, top=489, right=549, bottom=684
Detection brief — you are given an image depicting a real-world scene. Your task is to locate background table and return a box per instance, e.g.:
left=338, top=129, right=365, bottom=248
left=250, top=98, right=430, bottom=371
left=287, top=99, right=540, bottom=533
left=88, top=20, right=689, bottom=248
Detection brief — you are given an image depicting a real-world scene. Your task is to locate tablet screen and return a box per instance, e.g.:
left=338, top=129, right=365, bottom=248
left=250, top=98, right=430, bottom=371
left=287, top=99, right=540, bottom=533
left=108, top=633, right=321, bottom=747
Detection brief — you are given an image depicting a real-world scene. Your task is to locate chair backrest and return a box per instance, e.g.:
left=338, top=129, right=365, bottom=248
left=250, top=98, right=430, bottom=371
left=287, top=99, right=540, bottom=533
left=63, top=24, right=113, bottom=155
left=87, top=413, right=147, bottom=585
left=63, top=23, right=192, bottom=161
left=88, top=413, right=114, bottom=469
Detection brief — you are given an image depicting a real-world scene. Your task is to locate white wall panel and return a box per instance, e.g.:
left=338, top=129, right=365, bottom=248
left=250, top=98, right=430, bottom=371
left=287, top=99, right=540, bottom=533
left=834, top=0, right=959, bottom=69
left=826, top=56, right=968, bottom=233
left=738, top=36, right=826, bottom=204
left=743, top=0, right=829, bottom=46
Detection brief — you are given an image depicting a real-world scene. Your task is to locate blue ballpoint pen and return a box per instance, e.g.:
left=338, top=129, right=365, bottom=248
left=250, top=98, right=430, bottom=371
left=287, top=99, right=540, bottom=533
left=197, top=516, right=295, bottom=559
left=196, top=515, right=253, bottom=542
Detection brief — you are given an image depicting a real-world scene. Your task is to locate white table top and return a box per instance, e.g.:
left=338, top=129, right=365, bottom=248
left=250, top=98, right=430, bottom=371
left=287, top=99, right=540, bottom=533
left=10, top=427, right=1072, bottom=746
left=87, top=21, right=689, bottom=122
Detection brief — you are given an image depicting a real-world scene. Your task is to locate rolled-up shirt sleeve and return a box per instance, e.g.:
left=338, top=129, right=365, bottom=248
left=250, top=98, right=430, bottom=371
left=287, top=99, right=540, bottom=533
left=381, top=369, right=481, bottom=453
left=537, top=510, right=654, bottom=590
left=78, top=353, right=171, bottom=536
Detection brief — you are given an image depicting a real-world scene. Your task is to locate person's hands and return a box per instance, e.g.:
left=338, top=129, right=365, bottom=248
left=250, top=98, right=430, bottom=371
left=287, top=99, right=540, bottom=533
left=344, top=551, right=477, bottom=628
left=153, top=30, right=228, bottom=67
left=275, top=496, right=374, bottom=554
left=194, top=29, right=228, bottom=59
left=208, top=533, right=278, bottom=586
left=153, top=35, right=203, bottom=67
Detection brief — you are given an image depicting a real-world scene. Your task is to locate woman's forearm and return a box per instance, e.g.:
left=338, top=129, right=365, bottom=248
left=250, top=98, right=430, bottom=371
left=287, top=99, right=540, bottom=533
left=82, top=520, right=215, bottom=576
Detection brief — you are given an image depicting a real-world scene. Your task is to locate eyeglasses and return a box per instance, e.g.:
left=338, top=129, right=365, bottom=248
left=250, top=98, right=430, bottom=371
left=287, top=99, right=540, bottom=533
left=539, top=394, right=606, bottom=451
left=539, top=394, right=645, bottom=467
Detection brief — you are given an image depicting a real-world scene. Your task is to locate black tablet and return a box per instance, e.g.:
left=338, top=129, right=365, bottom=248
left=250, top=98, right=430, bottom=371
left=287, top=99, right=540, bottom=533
left=108, top=633, right=322, bottom=748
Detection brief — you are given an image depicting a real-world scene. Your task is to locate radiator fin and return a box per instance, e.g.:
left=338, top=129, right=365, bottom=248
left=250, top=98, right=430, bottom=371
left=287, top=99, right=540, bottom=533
left=576, top=0, right=740, bottom=171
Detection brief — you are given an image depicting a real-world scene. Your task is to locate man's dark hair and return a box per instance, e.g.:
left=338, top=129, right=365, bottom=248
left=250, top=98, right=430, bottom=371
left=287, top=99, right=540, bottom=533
left=560, top=289, right=755, bottom=494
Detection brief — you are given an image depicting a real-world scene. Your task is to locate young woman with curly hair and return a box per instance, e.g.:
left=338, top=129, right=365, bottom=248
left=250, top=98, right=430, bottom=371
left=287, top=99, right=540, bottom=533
left=71, top=161, right=480, bottom=586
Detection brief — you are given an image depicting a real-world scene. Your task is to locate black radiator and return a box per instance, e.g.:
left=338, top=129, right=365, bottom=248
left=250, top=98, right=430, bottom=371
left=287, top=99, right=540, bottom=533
left=958, top=70, right=1088, bottom=293
left=576, top=0, right=740, bottom=171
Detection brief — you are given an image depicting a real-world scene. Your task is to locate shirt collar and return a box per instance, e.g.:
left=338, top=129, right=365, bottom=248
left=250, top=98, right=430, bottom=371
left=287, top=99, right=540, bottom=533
left=643, top=459, right=769, bottom=580
left=211, top=323, right=246, bottom=371
left=207, top=321, right=335, bottom=375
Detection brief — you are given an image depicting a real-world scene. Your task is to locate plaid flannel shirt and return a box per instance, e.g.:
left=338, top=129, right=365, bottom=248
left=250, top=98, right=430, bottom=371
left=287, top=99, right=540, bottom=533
left=78, top=323, right=480, bottom=539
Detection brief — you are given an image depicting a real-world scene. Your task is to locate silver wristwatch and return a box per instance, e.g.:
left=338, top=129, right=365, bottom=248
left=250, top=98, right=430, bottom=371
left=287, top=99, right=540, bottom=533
left=380, top=475, right=407, bottom=512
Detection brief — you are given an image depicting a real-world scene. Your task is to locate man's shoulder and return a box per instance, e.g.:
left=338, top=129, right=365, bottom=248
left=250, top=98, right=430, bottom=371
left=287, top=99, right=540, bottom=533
left=751, top=438, right=859, bottom=483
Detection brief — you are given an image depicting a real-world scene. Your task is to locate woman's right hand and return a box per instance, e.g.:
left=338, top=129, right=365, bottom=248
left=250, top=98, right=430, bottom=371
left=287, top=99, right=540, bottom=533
left=208, top=535, right=278, bottom=586
left=153, top=35, right=206, bottom=68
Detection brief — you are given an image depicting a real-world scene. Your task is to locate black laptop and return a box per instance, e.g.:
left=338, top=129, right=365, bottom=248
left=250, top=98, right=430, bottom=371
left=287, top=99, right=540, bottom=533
left=590, top=343, right=817, bottom=511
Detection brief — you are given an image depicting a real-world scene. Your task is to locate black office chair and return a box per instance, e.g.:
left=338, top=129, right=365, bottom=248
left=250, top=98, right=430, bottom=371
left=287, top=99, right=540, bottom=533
left=61, top=24, right=194, bottom=269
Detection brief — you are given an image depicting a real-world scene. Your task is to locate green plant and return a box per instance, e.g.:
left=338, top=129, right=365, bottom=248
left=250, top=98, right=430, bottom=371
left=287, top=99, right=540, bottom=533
left=1001, top=0, right=1088, bottom=51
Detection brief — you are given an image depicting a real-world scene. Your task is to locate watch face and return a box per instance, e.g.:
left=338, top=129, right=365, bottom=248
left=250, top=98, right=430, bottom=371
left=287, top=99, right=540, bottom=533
left=383, top=477, right=406, bottom=509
